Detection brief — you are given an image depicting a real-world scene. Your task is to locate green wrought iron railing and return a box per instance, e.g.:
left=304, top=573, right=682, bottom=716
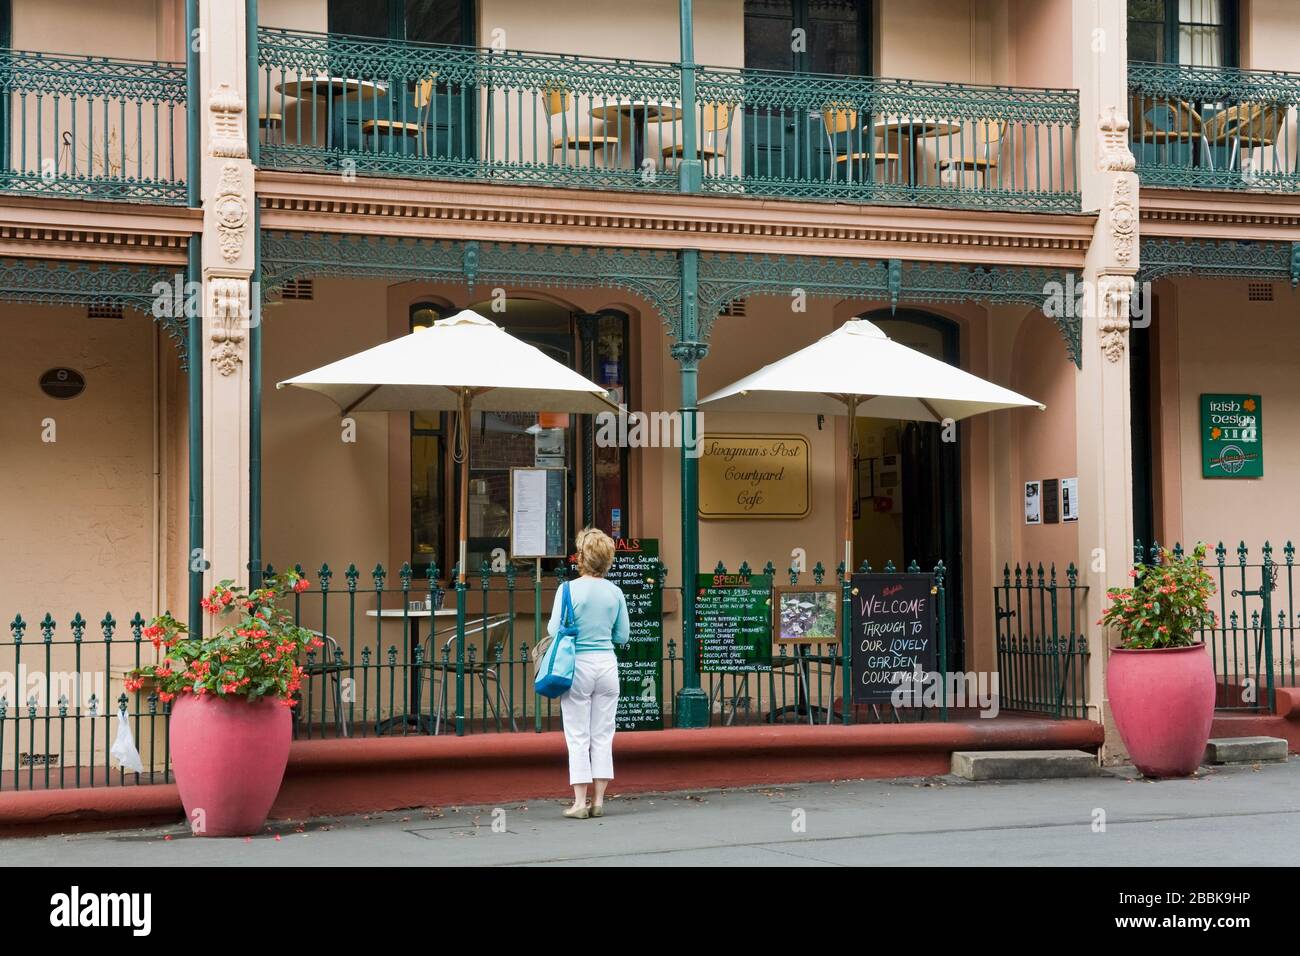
left=0, top=48, right=187, bottom=203
left=255, top=27, right=1080, bottom=212
left=1134, top=540, right=1292, bottom=713
left=694, top=66, right=1080, bottom=211
left=256, top=27, right=680, bottom=192
left=994, top=562, right=1089, bottom=719
left=1128, top=61, right=1300, bottom=193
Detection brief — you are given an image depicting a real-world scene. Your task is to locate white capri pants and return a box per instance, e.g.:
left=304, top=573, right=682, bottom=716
left=560, top=651, right=620, bottom=785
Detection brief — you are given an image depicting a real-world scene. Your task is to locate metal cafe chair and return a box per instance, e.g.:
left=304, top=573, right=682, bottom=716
left=424, top=613, right=517, bottom=734
left=544, top=86, right=622, bottom=166
left=1128, top=91, right=1212, bottom=168
left=661, top=102, right=732, bottom=175
left=935, top=119, right=1006, bottom=190
left=300, top=630, right=351, bottom=738
left=361, top=75, right=437, bottom=157
left=821, top=103, right=899, bottom=184
left=1203, top=101, right=1289, bottom=174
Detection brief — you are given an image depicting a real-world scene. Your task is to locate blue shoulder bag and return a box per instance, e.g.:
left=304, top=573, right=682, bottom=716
left=534, top=581, right=578, bottom=698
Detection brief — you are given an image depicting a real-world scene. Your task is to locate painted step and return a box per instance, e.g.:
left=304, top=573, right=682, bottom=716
left=1203, top=736, right=1288, bottom=765
left=951, top=749, right=1098, bottom=781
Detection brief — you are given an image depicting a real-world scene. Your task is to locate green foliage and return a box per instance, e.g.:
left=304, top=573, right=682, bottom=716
left=1100, top=544, right=1216, bottom=649
left=126, top=572, right=321, bottom=704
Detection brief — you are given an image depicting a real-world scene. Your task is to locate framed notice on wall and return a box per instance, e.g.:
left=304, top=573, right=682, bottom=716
left=509, top=467, right=566, bottom=558
left=1201, top=394, right=1263, bottom=478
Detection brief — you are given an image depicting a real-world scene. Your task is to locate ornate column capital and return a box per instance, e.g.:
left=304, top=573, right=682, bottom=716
left=669, top=341, right=709, bottom=368
left=208, top=277, right=250, bottom=376
left=1096, top=274, right=1136, bottom=363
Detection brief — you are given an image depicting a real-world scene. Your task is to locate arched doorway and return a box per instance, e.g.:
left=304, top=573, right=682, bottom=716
left=853, top=309, right=964, bottom=669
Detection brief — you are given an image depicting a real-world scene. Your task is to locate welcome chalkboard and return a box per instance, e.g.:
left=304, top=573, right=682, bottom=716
left=696, top=573, right=773, bottom=673
left=607, top=538, right=663, bottom=731
left=850, top=573, right=937, bottom=704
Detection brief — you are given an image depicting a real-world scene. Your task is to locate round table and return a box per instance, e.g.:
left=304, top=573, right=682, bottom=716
left=365, top=606, right=454, bottom=733
left=872, top=119, right=962, bottom=183
left=589, top=101, right=683, bottom=171
left=273, top=76, right=389, bottom=149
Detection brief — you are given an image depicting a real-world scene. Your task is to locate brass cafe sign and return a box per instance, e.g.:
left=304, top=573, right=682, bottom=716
left=698, top=434, right=811, bottom=519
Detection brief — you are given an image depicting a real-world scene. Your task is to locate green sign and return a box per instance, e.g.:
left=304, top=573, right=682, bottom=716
left=607, top=539, right=662, bottom=731
left=696, top=573, right=773, bottom=673
left=1201, top=394, right=1263, bottom=478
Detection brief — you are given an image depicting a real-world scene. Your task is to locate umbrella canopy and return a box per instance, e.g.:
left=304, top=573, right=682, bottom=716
left=698, top=318, right=1043, bottom=570
left=697, top=318, right=1043, bottom=420
left=278, top=310, right=618, bottom=582
left=277, top=309, right=618, bottom=416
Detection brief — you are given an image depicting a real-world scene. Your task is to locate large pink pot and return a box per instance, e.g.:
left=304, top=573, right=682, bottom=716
left=169, top=693, right=292, bottom=837
left=1107, top=643, right=1215, bottom=778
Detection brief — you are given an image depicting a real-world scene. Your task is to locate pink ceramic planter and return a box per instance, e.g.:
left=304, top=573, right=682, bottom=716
left=1107, top=643, right=1216, bottom=778
left=170, top=694, right=292, bottom=837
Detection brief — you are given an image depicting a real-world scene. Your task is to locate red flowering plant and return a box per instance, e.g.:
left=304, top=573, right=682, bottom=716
left=1099, top=543, right=1217, bottom=649
left=125, top=571, right=321, bottom=705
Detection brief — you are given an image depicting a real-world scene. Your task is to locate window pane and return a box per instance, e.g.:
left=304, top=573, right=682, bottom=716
left=807, top=0, right=862, bottom=76
left=1128, top=22, right=1164, bottom=62
left=328, top=0, right=390, bottom=38
left=745, top=0, right=796, bottom=72
left=1179, top=24, right=1222, bottom=66
left=593, top=315, right=627, bottom=537
left=412, top=433, right=443, bottom=576
left=406, top=0, right=467, bottom=45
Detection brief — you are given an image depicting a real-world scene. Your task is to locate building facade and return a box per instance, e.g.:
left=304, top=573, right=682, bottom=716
left=1, top=0, right=1296, bottom=761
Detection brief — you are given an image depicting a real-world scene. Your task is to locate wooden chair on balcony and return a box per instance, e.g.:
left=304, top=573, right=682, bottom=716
left=360, top=76, right=436, bottom=156
left=545, top=87, right=622, bottom=164
left=660, top=102, right=732, bottom=175
left=935, top=119, right=1006, bottom=189
left=1203, top=101, right=1290, bottom=173
left=1129, top=91, right=1212, bottom=167
left=821, top=105, right=899, bottom=184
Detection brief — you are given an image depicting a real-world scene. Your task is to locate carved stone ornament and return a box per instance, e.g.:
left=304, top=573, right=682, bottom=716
left=213, top=163, right=249, bottom=264
left=1098, top=107, right=1136, bottom=173
left=208, top=82, right=247, bottom=159
left=209, top=278, right=249, bottom=376
left=1109, top=176, right=1136, bottom=267
left=1097, top=274, right=1135, bottom=363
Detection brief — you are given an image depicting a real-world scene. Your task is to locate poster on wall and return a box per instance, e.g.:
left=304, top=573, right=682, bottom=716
left=1201, top=394, right=1263, bottom=478
left=1024, top=480, right=1042, bottom=525
left=1061, top=477, right=1079, bottom=522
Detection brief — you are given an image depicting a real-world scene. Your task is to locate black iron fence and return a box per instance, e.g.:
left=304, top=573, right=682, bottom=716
left=993, top=562, right=1090, bottom=719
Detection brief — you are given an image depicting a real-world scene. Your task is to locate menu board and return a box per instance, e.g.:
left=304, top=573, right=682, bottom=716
left=696, top=573, right=773, bottom=673
left=607, top=539, right=662, bottom=731
left=510, top=467, right=566, bottom=558
left=850, top=573, right=938, bottom=703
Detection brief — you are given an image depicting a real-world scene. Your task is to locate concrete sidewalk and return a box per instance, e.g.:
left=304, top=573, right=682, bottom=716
left=5, top=760, right=1297, bottom=866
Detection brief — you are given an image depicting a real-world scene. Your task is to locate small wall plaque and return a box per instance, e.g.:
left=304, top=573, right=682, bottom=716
left=39, top=368, right=85, bottom=400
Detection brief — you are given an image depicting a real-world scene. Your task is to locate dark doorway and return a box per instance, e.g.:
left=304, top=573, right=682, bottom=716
left=854, top=310, right=964, bottom=670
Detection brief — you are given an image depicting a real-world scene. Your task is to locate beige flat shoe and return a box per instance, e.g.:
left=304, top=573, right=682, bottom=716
left=563, top=805, right=590, bottom=819
left=590, top=804, right=604, bottom=818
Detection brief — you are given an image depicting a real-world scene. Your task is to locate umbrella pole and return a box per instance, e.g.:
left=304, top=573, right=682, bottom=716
left=844, top=395, right=858, bottom=575
left=458, top=388, right=470, bottom=585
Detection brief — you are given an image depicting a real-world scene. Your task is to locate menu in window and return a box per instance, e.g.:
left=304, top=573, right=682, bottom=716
left=510, top=467, right=566, bottom=558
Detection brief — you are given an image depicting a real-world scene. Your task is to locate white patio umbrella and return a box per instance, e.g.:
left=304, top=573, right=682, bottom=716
left=698, top=318, right=1044, bottom=571
left=277, top=310, right=618, bottom=583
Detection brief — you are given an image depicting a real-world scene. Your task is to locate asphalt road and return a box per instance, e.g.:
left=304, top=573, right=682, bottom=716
left=4, top=760, right=1297, bottom=866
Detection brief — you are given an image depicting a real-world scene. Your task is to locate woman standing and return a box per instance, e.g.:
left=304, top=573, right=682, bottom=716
left=549, top=527, right=629, bottom=819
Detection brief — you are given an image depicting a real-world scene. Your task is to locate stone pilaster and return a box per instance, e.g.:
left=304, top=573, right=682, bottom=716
left=199, top=1, right=254, bottom=591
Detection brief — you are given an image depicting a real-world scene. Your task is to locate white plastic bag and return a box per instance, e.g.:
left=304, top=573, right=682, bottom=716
left=110, top=706, right=145, bottom=774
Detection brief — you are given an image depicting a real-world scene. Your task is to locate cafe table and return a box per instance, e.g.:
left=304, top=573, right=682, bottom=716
left=589, top=100, right=683, bottom=171
left=871, top=118, right=961, bottom=184
left=273, top=76, right=389, bottom=149
left=365, top=606, right=455, bottom=734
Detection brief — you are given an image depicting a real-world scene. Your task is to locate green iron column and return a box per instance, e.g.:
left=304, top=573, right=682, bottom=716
left=673, top=249, right=708, bottom=727
left=677, top=0, right=701, bottom=193
left=249, top=208, right=263, bottom=586
left=185, top=0, right=201, bottom=625
left=246, top=0, right=259, bottom=166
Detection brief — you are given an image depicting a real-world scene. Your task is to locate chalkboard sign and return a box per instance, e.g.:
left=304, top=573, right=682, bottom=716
left=607, top=538, right=662, bottom=731
left=510, top=467, right=566, bottom=558
left=696, top=573, right=773, bottom=673
left=850, top=573, right=938, bottom=704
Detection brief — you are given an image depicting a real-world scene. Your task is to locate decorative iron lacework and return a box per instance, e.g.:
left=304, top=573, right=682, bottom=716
left=696, top=253, right=1082, bottom=366
left=259, top=231, right=682, bottom=322
left=0, top=257, right=187, bottom=362
left=1139, top=238, right=1300, bottom=287
left=1128, top=61, right=1300, bottom=193
left=0, top=49, right=188, bottom=204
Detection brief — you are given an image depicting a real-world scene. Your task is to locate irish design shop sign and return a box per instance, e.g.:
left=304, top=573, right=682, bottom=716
left=1200, top=394, right=1262, bottom=479
left=698, top=434, right=810, bottom=519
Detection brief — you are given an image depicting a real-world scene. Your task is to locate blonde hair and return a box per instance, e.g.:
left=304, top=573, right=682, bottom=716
left=575, top=527, right=616, bottom=577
